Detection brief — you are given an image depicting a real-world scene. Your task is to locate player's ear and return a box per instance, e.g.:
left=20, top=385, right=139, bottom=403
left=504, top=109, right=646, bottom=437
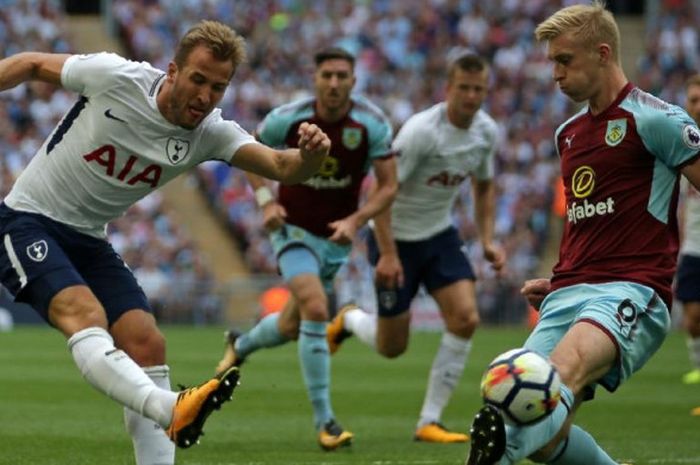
left=598, top=43, right=612, bottom=65
left=166, top=61, right=178, bottom=80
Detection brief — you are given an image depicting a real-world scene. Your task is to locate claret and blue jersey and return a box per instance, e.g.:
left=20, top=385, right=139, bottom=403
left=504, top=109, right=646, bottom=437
left=256, top=94, right=394, bottom=238
left=552, top=82, right=700, bottom=306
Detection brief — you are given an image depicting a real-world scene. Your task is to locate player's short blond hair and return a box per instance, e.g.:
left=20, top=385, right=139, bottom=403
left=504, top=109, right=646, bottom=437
left=686, top=74, right=700, bottom=90
left=174, top=20, right=247, bottom=75
left=534, top=1, right=620, bottom=63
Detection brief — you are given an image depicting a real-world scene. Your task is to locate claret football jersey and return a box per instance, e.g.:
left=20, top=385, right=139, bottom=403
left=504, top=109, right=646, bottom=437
left=551, top=83, right=700, bottom=306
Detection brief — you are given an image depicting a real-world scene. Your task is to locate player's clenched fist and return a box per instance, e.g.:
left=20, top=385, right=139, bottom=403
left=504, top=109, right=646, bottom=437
left=298, top=122, right=331, bottom=161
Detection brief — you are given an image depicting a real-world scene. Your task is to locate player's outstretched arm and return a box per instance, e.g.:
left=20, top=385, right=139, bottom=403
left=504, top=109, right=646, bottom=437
left=232, top=122, right=329, bottom=185
left=0, top=52, right=70, bottom=91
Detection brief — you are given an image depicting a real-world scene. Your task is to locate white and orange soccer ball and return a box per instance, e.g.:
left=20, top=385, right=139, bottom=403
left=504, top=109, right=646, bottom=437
left=480, top=348, right=561, bottom=426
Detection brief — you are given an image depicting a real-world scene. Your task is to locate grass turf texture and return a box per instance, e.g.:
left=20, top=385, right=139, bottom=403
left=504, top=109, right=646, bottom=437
left=0, top=325, right=698, bottom=465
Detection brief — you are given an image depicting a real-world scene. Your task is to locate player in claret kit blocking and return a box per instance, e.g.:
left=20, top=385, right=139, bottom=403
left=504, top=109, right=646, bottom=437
left=465, top=2, right=700, bottom=465
left=0, top=20, right=330, bottom=465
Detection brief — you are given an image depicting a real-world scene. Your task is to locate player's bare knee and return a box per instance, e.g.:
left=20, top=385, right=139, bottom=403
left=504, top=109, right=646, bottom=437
left=119, top=329, right=166, bottom=366
left=445, top=307, right=479, bottom=338
left=296, top=293, right=328, bottom=322
left=278, top=317, right=300, bottom=340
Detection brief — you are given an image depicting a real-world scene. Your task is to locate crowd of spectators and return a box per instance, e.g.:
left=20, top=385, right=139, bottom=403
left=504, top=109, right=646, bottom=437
left=0, top=0, right=221, bottom=324
left=114, top=0, right=574, bottom=324
left=5, top=0, right=690, bottom=327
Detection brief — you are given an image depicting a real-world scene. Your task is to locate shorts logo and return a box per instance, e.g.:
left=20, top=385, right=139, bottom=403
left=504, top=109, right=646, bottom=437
left=682, top=124, right=700, bottom=149
left=342, top=127, right=362, bottom=150
left=615, top=298, right=638, bottom=339
left=605, top=119, right=626, bottom=146
left=378, top=289, right=397, bottom=311
left=26, top=240, right=48, bottom=262
left=571, top=166, right=595, bottom=199
left=166, top=137, right=190, bottom=164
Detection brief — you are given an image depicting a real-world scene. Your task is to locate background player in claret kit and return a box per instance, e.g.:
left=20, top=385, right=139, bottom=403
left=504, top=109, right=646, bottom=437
left=677, top=75, right=700, bottom=392
left=215, top=47, right=398, bottom=450
left=465, top=3, right=700, bottom=465
left=326, top=52, right=505, bottom=443
left=0, top=20, right=330, bottom=465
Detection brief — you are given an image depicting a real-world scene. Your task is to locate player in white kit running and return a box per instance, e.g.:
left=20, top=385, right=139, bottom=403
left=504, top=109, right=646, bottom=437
left=0, top=20, right=330, bottom=465
left=327, top=53, right=505, bottom=443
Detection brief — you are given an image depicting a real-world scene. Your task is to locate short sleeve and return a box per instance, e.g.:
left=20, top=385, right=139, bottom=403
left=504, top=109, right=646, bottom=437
left=61, top=52, right=129, bottom=97
left=634, top=102, right=700, bottom=168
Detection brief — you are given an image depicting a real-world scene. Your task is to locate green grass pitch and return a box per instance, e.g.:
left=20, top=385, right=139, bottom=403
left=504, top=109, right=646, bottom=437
left=1, top=325, right=698, bottom=464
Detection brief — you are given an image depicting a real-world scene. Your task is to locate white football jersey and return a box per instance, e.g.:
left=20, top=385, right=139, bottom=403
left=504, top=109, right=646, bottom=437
left=5, top=52, right=257, bottom=238
left=390, top=102, right=498, bottom=241
left=681, top=177, right=700, bottom=256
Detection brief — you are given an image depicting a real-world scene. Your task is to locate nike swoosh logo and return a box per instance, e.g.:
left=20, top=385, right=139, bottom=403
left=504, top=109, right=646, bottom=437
left=104, top=108, right=127, bottom=123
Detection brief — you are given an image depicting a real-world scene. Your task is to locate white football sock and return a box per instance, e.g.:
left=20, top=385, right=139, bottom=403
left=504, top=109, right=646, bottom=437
left=343, top=307, right=377, bottom=349
left=418, top=332, right=471, bottom=427
left=124, top=365, right=176, bottom=465
left=67, top=327, right=177, bottom=428
left=688, top=337, right=700, bottom=369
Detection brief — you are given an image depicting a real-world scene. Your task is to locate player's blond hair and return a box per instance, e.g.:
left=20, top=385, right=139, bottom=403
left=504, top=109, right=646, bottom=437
left=174, top=20, right=247, bottom=75
left=686, top=74, right=700, bottom=90
left=534, top=1, right=620, bottom=64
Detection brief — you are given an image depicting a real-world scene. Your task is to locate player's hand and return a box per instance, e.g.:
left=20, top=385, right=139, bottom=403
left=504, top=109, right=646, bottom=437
left=261, top=201, right=287, bottom=231
left=521, top=278, right=551, bottom=311
left=375, top=253, right=404, bottom=289
left=327, top=215, right=359, bottom=245
left=298, top=122, right=330, bottom=162
left=483, top=242, right=506, bottom=272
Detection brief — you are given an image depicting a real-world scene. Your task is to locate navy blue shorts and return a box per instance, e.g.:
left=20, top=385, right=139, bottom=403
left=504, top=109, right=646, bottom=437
left=367, top=226, right=475, bottom=317
left=675, top=254, right=700, bottom=303
left=0, top=204, right=151, bottom=325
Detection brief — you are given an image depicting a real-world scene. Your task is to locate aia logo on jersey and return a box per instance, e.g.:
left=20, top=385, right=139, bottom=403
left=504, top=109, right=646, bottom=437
left=427, top=171, right=467, bottom=187
left=166, top=137, right=190, bottom=165
left=566, top=165, right=616, bottom=225
left=83, top=145, right=162, bottom=188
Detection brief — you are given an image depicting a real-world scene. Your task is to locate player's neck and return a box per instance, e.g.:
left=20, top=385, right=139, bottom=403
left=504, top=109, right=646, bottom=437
left=588, top=67, right=628, bottom=116
left=316, top=102, right=350, bottom=123
left=446, top=104, right=473, bottom=130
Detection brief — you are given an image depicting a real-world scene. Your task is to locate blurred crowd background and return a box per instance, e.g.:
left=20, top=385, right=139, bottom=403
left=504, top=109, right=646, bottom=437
left=0, top=0, right=694, bottom=328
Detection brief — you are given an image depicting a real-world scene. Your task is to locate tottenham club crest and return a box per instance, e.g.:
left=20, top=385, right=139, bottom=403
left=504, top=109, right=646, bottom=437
left=26, top=240, right=48, bottom=262
left=342, top=127, right=362, bottom=150
left=166, top=137, right=190, bottom=165
left=605, top=119, right=626, bottom=146
left=682, top=124, right=700, bottom=149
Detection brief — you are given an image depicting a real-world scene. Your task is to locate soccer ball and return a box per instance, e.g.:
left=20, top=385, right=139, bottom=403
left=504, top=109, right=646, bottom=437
left=480, top=348, right=561, bottom=426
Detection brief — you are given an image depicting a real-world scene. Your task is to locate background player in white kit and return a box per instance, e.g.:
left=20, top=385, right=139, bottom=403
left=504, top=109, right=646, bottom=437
left=0, top=20, right=330, bottom=465
left=677, top=75, right=700, bottom=392
left=327, top=53, right=505, bottom=443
